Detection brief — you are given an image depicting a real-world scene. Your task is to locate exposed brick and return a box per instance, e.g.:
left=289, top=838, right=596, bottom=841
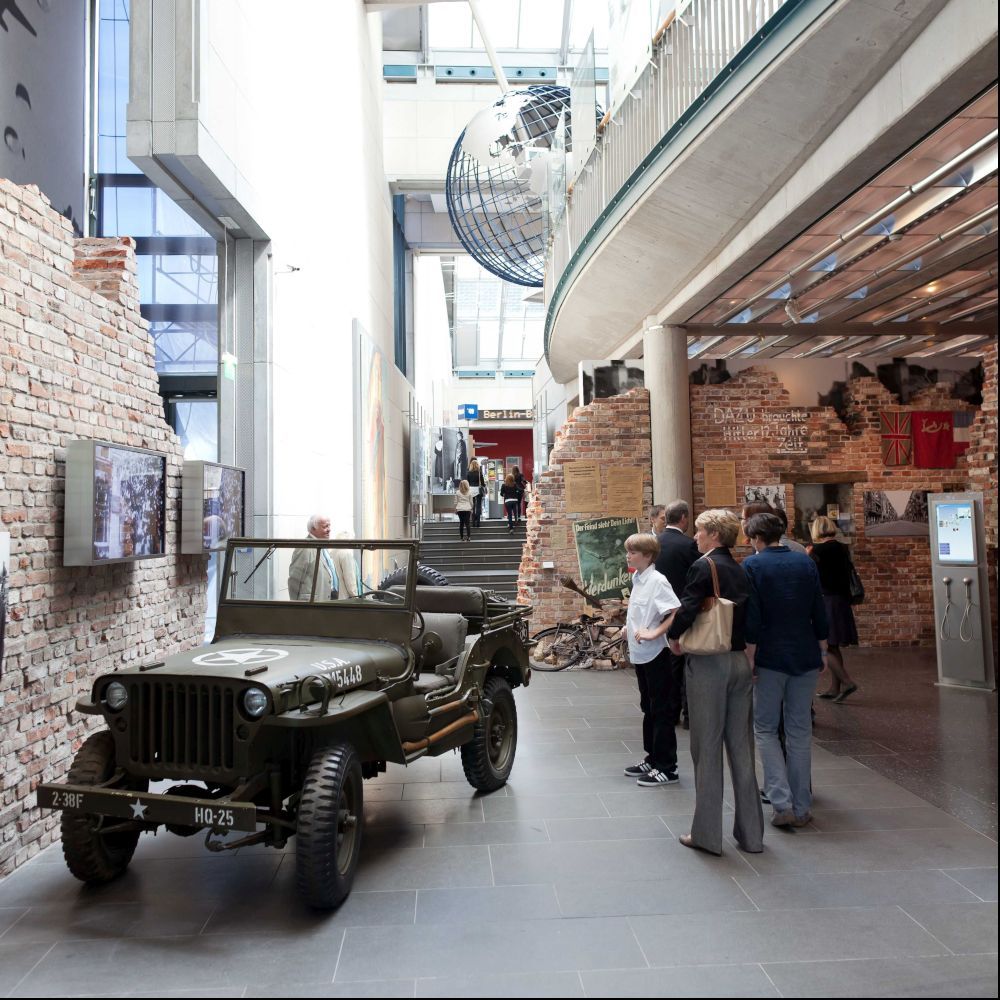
left=0, top=178, right=206, bottom=880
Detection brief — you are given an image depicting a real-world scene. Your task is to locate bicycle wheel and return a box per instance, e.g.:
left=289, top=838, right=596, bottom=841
left=529, top=625, right=587, bottom=671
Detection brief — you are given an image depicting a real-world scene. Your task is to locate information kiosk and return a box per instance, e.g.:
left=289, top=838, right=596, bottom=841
left=928, top=492, right=995, bottom=690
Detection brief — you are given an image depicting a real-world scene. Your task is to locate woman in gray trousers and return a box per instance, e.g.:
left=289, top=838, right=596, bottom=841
left=667, top=509, right=764, bottom=856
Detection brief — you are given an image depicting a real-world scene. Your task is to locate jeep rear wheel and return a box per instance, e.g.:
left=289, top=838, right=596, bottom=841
left=61, top=730, right=146, bottom=884
left=296, top=742, right=363, bottom=909
left=461, top=676, right=517, bottom=792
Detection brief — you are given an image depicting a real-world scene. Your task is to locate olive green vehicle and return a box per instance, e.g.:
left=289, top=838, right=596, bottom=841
left=37, top=539, right=532, bottom=908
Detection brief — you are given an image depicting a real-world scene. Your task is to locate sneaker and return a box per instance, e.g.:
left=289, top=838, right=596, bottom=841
left=760, top=789, right=771, bottom=805
left=771, top=810, right=796, bottom=827
left=637, top=768, right=679, bottom=787
left=792, top=812, right=813, bottom=827
left=623, top=761, right=652, bottom=777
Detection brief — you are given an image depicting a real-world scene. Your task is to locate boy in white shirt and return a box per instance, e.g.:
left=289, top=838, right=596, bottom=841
left=624, top=533, right=682, bottom=786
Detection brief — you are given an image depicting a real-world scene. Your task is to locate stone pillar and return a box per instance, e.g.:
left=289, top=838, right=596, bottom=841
left=643, top=323, right=692, bottom=507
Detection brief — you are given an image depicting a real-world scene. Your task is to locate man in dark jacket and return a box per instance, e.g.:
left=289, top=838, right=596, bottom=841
left=655, top=500, right=699, bottom=728
left=744, top=513, right=829, bottom=829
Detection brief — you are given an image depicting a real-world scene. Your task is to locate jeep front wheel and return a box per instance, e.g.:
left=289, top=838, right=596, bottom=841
left=461, top=676, right=517, bottom=792
left=295, top=742, right=363, bottom=909
left=61, top=730, right=146, bottom=884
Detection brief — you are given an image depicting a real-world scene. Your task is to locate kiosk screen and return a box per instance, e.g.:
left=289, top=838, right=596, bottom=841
left=935, top=502, right=976, bottom=564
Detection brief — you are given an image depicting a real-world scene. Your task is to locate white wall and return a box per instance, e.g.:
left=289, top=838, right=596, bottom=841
left=383, top=77, right=504, bottom=184
left=192, top=1, right=411, bottom=539
left=414, top=254, right=454, bottom=429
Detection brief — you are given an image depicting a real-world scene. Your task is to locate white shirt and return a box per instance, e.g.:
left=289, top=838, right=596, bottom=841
left=626, top=564, right=681, bottom=664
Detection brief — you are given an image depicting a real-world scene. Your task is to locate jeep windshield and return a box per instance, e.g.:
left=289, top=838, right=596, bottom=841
left=221, top=540, right=416, bottom=609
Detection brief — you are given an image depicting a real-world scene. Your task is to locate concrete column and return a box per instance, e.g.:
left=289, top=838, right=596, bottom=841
left=643, top=323, right=692, bottom=507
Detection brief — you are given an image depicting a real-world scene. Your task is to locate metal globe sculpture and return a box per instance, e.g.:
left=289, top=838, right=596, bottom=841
left=446, top=85, right=573, bottom=288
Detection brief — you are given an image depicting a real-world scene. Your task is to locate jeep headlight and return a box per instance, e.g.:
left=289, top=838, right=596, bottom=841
left=242, top=687, right=268, bottom=719
left=105, top=681, right=128, bottom=712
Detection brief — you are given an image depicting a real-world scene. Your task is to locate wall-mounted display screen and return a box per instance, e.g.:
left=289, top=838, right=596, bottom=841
left=64, top=440, right=167, bottom=566
left=934, top=502, right=977, bottom=565
left=182, top=462, right=245, bottom=554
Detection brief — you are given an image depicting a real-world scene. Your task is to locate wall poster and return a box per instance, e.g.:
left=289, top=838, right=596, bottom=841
left=864, top=489, right=930, bottom=537
left=563, top=460, right=602, bottom=513
left=430, top=427, right=470, bottom=494
left=704, top=460, right=738, bottom=507
left=743, top=484, right=786, bottom=510
left=353, top=322, right=388, bottom=559
left=607, top=466, right=645, bottom=518
left=573, top=516, right=639, bottom=600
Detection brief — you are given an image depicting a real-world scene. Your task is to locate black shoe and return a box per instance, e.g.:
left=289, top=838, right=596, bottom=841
left=623, top=761, right=652, bottom=777
left=817, top=691, right=838, bottom=700
left=637, top=768, right=679, bottom=787
left=833, top=684, right=858, bottom=703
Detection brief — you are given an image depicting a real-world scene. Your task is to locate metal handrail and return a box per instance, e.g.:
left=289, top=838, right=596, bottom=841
left=545, top=0, right=790, bottom=316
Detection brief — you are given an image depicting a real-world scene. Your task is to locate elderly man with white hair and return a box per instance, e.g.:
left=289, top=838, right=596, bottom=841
left=288, top=514, right=337, bottom=601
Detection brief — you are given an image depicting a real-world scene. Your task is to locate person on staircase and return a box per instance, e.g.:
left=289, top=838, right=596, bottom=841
left=455, top=480, right=474, bottom=542
left=501, top=474, right=520, bottom=533
left=467, top=459, right=484, bottom=528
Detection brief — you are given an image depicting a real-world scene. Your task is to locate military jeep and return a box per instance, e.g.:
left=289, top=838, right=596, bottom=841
left=38, top=539, right=531, bottom=908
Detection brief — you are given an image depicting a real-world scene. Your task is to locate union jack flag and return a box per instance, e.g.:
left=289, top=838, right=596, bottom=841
left=880, top=411, right=912, bottom=467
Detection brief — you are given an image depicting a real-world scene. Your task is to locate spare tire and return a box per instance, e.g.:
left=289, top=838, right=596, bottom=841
left=378, top=562, right=450, bottom=590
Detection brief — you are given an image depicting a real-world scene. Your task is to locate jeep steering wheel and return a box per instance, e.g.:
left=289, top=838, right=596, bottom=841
left=361, top=589, right=407, bottom=605
left=410, top=608, right=425, bottom=642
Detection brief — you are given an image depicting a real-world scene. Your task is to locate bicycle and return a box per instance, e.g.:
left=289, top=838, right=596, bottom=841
left=529, top=580, right=630, bottom=671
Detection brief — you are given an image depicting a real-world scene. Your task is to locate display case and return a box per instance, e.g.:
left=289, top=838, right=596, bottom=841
left=64, top=440, right=167, bottom=566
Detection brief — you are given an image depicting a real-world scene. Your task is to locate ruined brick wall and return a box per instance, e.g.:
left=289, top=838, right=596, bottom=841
left=0, top=179, right=206, bottom=877
left=690, top=365, right=991, bottom=647
left=519, top=389, right=652, bottom=628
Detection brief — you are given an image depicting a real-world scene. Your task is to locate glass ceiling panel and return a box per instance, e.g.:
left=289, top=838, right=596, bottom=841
left=471, top=0, right=519, bottom=49
left=518, top=1, right=565, bottom=48
left=428, top=4, right=473, bottom=48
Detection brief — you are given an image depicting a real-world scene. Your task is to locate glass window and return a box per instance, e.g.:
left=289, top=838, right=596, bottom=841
left=150, top=320, right=219, bottom=374
left=172, top=399, right=218, bottom=461
left=428, top=4, right=473, bottom=47
left=101, top=186, right=211, bottom=238
left=136, top=255, right=218, bottom=306
left=97, top=0, right=140, bottom=174
left=517, top=1, right=565, bottom=48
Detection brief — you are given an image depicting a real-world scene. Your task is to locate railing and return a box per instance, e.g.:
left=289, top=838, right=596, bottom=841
left=545, top=0, right=792, bottom=318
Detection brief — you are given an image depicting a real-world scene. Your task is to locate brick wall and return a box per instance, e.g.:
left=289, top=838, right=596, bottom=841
left=519, top=389, right=652, bottom=628
left=689, top=364, right=994, bottom=647
left=0, top=179, right=206, bottom=878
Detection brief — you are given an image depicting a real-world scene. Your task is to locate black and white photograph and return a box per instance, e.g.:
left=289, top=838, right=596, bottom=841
left=203, top=465, right=244, bottom=549
left=92, top=445, right=166, bottom=561
left=743, top=484, right=786, bottom=509
left=579, top=359, right=645, bottom=406
left=864, top=489, right=930, bottom=537
left=430, top=427, right=469, bottom=494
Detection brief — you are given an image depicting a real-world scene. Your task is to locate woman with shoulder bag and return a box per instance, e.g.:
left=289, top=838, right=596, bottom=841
left=467, top=459, right=484, bottom=527
left=666, top=509, right=764, bottom=857
left=808, top=516, right=859, bottom=703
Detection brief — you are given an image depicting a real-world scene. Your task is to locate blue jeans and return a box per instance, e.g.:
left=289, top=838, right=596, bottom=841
left=753, top=668, right=818, bottom=818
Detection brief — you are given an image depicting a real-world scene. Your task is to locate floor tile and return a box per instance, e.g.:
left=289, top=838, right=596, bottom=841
left=941, top=867, right=999, bottom=901
left=422, top=820, right=549, bottom=846
left=762, top=954, right=999, bottom=997
left=556, top=872, right=754, bottom=918
left=580, top=964, right=780, bottom=997
left=900, top=901, right=999, bottom=955
left=543, top=815, right=672, bottom=842
left=735, top=870, right=982, bottom=910
left=353, top=846, right=493, bottom=892
left=482, top=793, right=609, bottom=821
left=415, top=970, right=583, bottom=998
left=629, top=905, right=946, bottom=966
left=335, top=917, right=645, bottom=981
left=415, top=884, right=560, bottom=923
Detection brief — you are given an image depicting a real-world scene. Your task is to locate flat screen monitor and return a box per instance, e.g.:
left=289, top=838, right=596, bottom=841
left=934, top=501, right=977, bottom=565
left=182, top=461, right=245, bottom=554
left=64, top=440, right=167, bottom=566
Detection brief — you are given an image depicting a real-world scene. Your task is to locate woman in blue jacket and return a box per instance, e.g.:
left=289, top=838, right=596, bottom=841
left=744, top=512, right=829, bottom=829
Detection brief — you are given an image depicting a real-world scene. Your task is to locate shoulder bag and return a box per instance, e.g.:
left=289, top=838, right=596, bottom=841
left=848, top=561, right=865, bottom=606
left=678, top=556, right=734, bottom=655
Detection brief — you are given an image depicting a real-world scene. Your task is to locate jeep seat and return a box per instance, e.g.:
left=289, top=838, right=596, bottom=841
left=413, top=611, right=467, bottom=681
left=390, top=586, right=487, bottom=619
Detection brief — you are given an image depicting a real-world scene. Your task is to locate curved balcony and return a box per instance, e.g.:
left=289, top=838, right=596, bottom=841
left=542, top=0, right=978, bottom=382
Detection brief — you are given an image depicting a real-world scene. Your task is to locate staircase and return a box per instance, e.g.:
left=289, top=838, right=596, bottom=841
left=418, top=518, right=526, bottom=601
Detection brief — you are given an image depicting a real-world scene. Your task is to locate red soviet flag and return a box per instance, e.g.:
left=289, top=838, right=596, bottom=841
left=912, top=411, right=955, bottom=468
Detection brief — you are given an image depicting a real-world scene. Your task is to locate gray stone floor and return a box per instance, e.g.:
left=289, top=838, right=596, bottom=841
left=1, top=655, right=997, bottom=998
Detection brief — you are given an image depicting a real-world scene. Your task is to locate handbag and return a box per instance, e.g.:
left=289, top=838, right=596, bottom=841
left=848, top=562, right=865, bottom=605
left=678, top=556, right=734, bottom=656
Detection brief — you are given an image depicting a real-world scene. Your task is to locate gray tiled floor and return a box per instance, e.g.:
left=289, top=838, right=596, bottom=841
left=1, top=662, right=997, bottom=998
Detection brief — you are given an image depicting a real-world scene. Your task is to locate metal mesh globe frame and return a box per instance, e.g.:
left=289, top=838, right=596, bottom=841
left=446, top=85, right=574, bottom=289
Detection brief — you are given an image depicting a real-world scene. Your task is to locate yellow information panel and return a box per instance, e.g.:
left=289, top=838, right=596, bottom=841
left=606, top=466, right=645, bottom=518
left=704, top=460, right=738, bottom=507
left=563, top=460, right=602, bottom=513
